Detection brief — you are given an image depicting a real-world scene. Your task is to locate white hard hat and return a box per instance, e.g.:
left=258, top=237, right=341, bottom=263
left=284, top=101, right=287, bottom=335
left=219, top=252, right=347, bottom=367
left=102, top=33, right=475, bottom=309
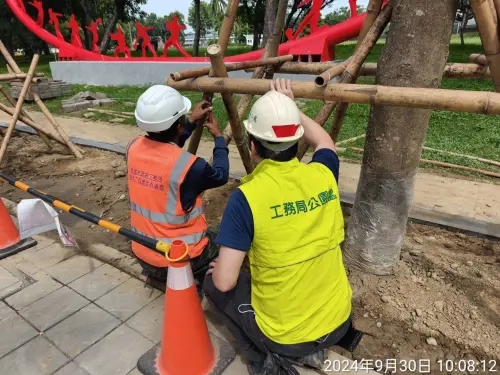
left=243, top=91, right=304, bottom=152
left=135, top=85, right=192, bottom=133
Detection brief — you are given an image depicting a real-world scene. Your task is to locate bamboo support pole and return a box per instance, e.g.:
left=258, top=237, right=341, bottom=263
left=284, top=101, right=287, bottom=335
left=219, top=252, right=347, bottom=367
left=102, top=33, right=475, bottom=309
left=187, top=0, right=241, bottom=155
left=248, top=61, right=493, bottom=80
left=315, top=3, right=390, bottom=87
left=0, top=72, right=45, bottom=82
left=0, top=102, right=71, bottom=147
left=167, top=76, right=500, bottom=115
left=87, top=108, right=134, bottom=119
left=208, top=45, right=254, bottom=174
left=470, top=0, right=500, bottom=92
left=170, top=55, right=294, bottom=82
left=494, top=0, right=500, bottom=20
left=223, top=0, right=288, bottom=145
left=0, top=55, right=39, bottom=166
left=357, top=0, right=384, bottom=51
left=329, top=2, right=392, bottom=144
left=470, top=53, right=488, bottom=65
left=422, top=146, right=500, bottom=168
left=0, top=86, right=53, bottom=149
left=336, top=133, right=366, bottom=146
left=343, top=147, right=500, bottom=179
left=297, top=3, right=392, bottom=159
left=314, top=59, right=350, bottom=87
left=0, top=41, right=83, bottom=158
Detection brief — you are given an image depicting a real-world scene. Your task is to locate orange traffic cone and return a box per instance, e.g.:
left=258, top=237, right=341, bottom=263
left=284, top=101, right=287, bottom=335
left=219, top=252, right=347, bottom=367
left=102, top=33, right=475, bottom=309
left=0, top=198, right=36, bottom=260
left=137, top=240, right=235, bottom=375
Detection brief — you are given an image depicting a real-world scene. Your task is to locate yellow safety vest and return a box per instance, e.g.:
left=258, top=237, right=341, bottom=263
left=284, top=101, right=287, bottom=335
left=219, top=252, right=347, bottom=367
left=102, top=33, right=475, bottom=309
left=239, top=157, right=352, bottom=345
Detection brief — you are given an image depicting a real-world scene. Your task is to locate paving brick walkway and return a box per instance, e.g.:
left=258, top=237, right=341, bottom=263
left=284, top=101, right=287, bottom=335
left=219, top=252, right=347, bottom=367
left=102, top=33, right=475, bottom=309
left=0, top=234, right=375, bottom=375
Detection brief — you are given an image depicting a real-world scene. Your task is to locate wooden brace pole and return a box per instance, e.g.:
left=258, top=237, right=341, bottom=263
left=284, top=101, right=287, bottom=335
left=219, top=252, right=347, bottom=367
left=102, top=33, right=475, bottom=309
left=208, top=45, right=254, bottom=174
left=249, top=61, right=493, bottom=80
left=170, top=55, right=294, bottom=82
left=167, top=76, right=500, bottom=115
left=0, top=86, right=53, bottom=149
left=0, top=40, right=83, bottom=158
left=297, top=2, right=392, bottom=159
left=470, top=53, right=488, bottom=65
left=0, top=55, right=39, bottom=166
left=470, top=0, right=500, bottom=92
left=0, top=72, right=45, bottom=82
left=329, top=0, right=391, bottom=145
left=0, top=102, right=70, bottom=147
left=187, top=0, right=240, bottom=155
left=223, top=0, right=288, bottom=144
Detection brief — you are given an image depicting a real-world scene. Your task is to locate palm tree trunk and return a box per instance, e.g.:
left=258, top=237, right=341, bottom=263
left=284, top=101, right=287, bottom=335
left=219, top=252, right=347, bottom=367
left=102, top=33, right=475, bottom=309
left=193, top=0, right=201, bottom=56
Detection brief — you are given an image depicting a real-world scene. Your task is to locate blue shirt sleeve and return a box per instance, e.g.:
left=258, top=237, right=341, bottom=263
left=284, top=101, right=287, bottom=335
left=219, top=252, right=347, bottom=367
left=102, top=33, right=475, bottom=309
left=180, top=137, right=229, bottom=211
left=177, top=119, right=196, bottom=148
left=309, top=149, right=340, bottom=183
left=215, top=189, right=254, bottom=252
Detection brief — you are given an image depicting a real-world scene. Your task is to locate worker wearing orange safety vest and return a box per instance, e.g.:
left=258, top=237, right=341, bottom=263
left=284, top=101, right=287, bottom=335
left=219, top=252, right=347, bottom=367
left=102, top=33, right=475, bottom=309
left=204, top=80, right=361, bottom=375
left=127, top=85, right=228, bottom=289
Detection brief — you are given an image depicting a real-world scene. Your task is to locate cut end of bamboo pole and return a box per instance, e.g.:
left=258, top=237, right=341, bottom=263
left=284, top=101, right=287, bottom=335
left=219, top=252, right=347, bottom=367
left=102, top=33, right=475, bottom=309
left=170, top=72, right=181, bottom=81
left=207, top=44, right=222, bottom=57
left=315, top=75, right=327, bottom=87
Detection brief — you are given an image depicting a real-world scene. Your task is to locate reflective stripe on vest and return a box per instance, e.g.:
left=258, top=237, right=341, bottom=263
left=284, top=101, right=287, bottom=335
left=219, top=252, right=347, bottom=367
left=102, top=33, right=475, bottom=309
left=130, top=202, right=204, bottom=225
left=131, top=226, right=205, bottom=246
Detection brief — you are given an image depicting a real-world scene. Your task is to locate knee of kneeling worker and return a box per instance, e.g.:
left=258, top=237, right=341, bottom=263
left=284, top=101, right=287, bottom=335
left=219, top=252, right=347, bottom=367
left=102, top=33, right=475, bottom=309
left=203, top=274, right=219, bottom=299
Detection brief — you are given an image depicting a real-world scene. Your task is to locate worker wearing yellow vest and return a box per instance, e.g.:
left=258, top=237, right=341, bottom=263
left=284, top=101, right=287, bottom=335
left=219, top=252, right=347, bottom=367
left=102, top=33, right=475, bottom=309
left=128, top=85, right=228, bottom=290
left=203, top=79, right=361, bottom=375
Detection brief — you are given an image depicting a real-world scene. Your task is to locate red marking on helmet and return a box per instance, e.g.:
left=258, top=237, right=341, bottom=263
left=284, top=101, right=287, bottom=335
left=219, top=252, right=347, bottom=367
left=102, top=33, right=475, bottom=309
left=272, top=124, right=300, bottom=138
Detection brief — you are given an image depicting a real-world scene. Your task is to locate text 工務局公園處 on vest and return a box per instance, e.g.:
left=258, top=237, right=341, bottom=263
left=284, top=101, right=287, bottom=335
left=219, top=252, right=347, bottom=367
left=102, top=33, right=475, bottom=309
left=239, top=157, right=352, bottom=345
left=126, top=137, right=208, bottom=267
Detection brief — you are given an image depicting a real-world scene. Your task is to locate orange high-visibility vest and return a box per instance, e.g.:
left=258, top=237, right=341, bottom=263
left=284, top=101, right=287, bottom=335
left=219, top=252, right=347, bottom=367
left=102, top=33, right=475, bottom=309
left=126, top=137, right=208, bottom=267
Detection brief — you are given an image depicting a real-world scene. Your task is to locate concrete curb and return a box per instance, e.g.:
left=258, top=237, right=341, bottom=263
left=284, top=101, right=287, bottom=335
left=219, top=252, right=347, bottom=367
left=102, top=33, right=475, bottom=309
left=1, top=122, right=499, bottom=240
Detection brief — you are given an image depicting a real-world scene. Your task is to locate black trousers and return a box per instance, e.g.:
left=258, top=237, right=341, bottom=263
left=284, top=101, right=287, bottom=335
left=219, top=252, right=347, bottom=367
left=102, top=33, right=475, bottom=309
left=203, top=271, right=352, bottom=364
left=137, top=226, right=220, bottom=286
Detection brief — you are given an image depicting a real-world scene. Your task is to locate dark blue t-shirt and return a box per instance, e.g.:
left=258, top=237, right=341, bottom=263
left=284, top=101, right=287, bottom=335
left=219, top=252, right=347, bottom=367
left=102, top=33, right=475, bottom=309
left=215, top=149, right=340, bottom=251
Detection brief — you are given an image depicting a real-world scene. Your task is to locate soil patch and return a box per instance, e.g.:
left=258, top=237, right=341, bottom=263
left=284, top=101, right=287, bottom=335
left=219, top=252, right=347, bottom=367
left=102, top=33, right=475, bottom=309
left=1, top=133, right=499, bottom=372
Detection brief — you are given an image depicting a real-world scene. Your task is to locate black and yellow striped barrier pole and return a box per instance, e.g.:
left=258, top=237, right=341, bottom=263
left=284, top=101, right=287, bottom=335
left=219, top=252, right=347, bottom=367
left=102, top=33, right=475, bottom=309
left=0, top=172, right=172, bottom=257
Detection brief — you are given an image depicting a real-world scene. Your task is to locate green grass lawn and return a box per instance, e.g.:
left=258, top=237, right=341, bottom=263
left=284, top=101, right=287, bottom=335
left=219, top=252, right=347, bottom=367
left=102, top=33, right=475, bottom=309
left=1, top=35, right=499, bottom=181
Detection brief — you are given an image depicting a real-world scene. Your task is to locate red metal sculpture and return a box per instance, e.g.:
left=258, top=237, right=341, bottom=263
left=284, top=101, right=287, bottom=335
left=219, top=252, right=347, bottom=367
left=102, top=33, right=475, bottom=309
left=6, top=0, right=368, bottom=62
left=28, top=0, right=43, bottom=27
left=110, top=27, right=131, bottom=58
left=349, top=0, right=358, bottom=17
left=162, top=15, right=190, bottom=58
left=133, top=22, right=157, bottom=58
left=48, top=8, right=64, bottom=41
left=68, top=14, right=84, bottom=49
left=85, top=18, right=103, bottom=54
left=16, top=0, right=26, bottom=12
left=285, top=0, right=323, bottom=41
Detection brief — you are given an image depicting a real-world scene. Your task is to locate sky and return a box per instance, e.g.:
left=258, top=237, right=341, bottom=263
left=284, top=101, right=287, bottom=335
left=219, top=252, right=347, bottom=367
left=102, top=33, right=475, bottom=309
left=141, top=0, right=370, bottom=19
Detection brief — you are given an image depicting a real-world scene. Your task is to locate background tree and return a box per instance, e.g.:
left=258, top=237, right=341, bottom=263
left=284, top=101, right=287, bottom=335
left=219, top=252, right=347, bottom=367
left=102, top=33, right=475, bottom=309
left=263, top=0, right=279, bottom=46
left=321, top=5, right=366, bottom=26
left=284, top=0, right=336, bottom=37
left=456, top=0, right=473, bottom=47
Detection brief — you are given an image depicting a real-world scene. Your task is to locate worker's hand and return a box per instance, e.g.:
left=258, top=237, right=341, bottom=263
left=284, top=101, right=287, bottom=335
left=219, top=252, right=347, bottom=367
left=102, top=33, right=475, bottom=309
left=206, top=258, right=219, bottom=276
left=205, top=116, right=223, bottom=138
left=270, top=78, right=294, bottom=100
left=189, top=100, right=212, bottom=124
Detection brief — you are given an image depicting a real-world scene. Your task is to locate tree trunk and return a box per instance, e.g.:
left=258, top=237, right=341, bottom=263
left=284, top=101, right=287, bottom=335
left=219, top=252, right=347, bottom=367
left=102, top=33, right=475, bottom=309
left=80, top=0, right=94, bottom=51
left=252, top=0, right=264, bottom=50
left=460, top=8, right=469, bottom=47
left=193, top=0, right=201, bottom=57
left=285, top=0, right=301, bottom=30
left=344, top=0, right=457, bottom=275
left=100, top=12, right=119, bottom=53
left=263, top=0, right=279, bottom=45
